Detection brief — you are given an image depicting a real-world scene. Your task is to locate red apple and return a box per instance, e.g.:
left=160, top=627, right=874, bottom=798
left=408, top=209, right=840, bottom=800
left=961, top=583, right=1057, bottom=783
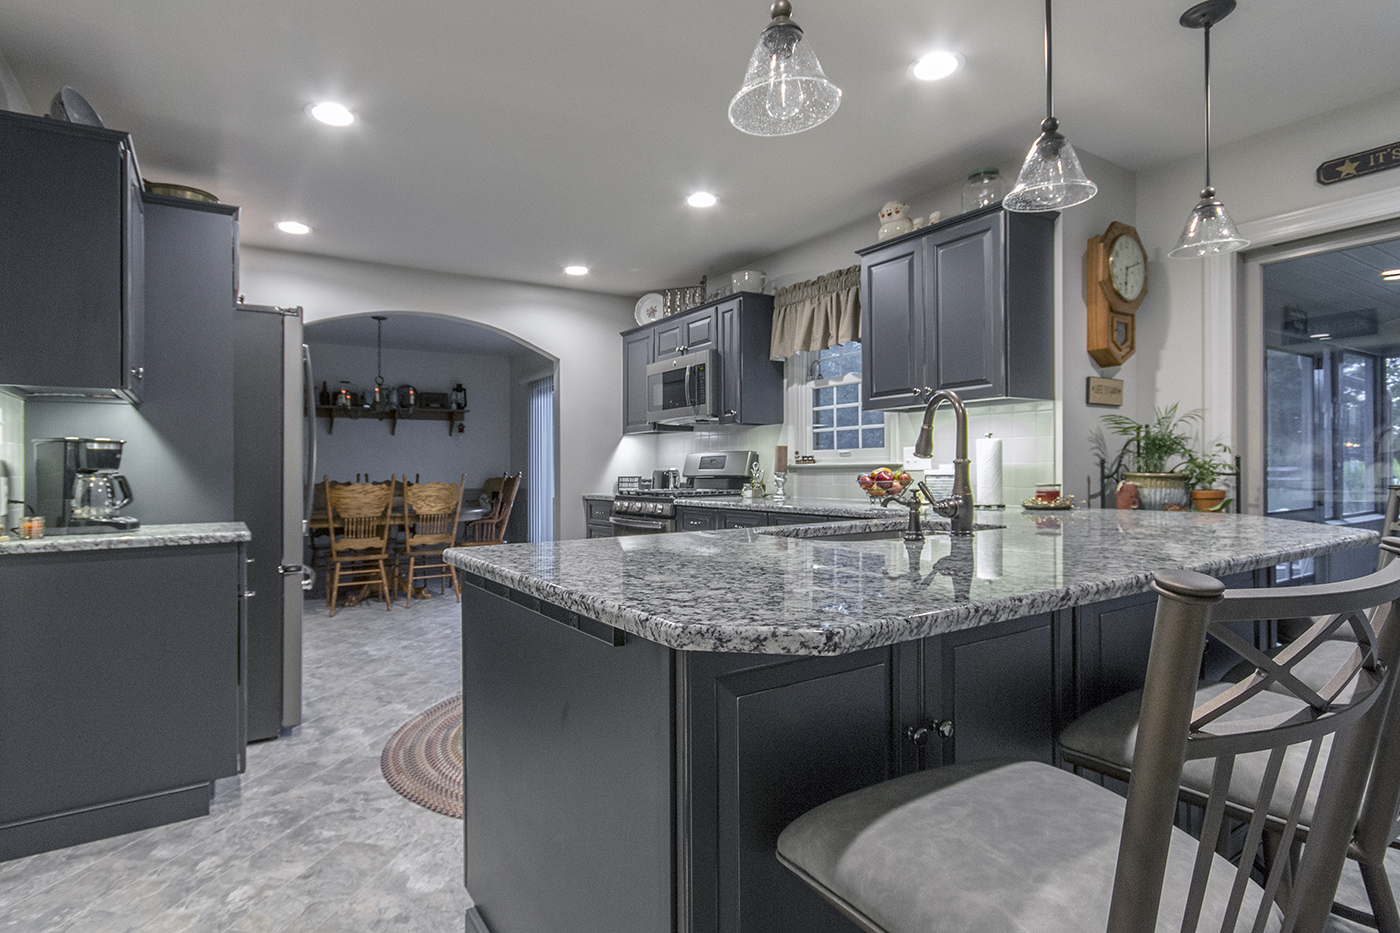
left=856, top=473, right=874, bottom=489
left=896, top=471, right=912, bottom=485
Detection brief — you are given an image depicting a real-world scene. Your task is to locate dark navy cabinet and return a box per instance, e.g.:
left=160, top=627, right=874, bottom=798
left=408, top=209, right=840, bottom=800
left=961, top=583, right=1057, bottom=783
left=857, top=205, right=1056, bottom=410
left=0, top=110, right=145, bottom=402
left=620, top=292, right=782, bottom=434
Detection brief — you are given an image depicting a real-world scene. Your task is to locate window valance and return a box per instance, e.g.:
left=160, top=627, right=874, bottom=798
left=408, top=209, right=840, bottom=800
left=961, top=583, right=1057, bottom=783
left=768, top=264, right=861, bottom=361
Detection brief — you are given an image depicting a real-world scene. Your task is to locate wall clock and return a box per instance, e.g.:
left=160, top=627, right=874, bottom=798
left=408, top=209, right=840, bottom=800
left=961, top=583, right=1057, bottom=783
left=1086, top=221, right=1147, bottom=367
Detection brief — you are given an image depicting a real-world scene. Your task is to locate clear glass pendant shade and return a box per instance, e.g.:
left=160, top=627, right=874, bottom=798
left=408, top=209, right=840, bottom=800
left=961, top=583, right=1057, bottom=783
left=1002, top=121, right=1098, bottom=212
left=1168, top=191, right=1248, bottom=257
left=729, top=22, right=841, bottom=136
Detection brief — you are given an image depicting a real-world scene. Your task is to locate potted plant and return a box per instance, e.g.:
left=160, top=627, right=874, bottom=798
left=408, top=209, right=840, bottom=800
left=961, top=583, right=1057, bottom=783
left=1181, top=442, right=1233, bottom=512
left=1100, top=405, right=1201, bottom=510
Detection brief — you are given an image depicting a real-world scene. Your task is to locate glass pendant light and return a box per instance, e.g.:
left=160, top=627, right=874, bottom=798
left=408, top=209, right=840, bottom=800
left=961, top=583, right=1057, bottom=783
left=1004, top=0, right=1097, bottom=212
left=729, top=1, right=841, bottom=137
left=1169, top=0, right=1248, bottom=258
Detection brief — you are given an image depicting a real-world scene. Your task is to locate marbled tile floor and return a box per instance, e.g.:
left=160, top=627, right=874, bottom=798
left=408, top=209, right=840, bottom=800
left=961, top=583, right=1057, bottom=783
left=0, top=594, right=470, bottom=932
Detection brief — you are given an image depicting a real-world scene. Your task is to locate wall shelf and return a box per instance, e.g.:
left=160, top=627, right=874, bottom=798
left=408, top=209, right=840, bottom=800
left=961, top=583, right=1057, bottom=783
left=315, top=405, right=467, bottom=436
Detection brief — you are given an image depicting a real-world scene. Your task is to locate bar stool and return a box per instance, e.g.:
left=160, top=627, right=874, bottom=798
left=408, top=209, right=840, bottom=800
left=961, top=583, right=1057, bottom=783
left=777, top=549, right=1400, bottom=933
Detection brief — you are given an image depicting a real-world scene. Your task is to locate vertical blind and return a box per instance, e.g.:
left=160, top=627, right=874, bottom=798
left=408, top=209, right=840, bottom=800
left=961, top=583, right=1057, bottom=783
left=528, top=375, right=555, bottom=542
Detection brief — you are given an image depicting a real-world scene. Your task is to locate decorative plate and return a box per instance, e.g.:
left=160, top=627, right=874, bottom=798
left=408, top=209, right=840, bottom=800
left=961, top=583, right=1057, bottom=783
left=635, top=292, right=666, bottom=325
left=1022, top=495, right=1075, bottom=511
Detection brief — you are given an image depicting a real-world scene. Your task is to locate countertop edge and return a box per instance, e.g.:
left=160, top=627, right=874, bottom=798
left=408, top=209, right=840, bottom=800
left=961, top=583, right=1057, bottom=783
left=0, top=522, right=252, bottom=556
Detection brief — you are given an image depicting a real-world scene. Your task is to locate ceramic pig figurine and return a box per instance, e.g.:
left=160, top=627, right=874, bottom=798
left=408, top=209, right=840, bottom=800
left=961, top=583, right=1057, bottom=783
left=1116, top=481, right=1141, bottom=511
left=877, top=201, right=915, bottom=241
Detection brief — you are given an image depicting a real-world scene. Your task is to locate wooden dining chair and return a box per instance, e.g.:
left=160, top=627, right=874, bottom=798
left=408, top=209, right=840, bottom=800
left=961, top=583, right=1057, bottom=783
left=324, top=476, right=395, bottom=617
left=463, top=472, right=521, bottom=546
left=778, top=547, right=1400, bottom=933
left=398, top=474, right=465, bottom=607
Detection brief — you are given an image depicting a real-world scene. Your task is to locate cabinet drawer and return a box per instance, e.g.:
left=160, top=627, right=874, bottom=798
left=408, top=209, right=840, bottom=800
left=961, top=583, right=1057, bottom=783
left=676, top=507, right=718, bottom=532
left=585, top=498, right=613, bottom=523
left=720, top=510, right=768, bottom=529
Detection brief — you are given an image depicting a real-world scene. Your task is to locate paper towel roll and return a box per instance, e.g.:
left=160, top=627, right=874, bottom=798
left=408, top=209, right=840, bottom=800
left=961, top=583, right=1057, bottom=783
left=975, top=436, right=1003, bottom=507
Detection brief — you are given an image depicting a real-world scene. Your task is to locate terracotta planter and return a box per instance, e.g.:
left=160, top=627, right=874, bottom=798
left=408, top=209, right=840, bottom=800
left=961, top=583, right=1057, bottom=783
left=1191, top=489, right=1228, bottom=512
left=1122, top=472, right=1190, bottom=510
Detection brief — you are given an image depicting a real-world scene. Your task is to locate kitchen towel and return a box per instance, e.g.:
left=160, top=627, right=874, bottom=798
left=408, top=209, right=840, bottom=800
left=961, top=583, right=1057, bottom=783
left=975, top=435, right=1003, bottom=508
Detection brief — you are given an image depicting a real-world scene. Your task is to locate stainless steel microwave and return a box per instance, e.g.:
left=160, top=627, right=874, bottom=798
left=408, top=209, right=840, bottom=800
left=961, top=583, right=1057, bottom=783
left=645, top=349, right=719, bottom=425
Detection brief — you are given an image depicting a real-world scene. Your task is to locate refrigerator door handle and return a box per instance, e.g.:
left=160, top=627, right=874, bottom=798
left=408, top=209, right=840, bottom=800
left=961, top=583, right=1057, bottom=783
left=302, top=344, right=317, bottom=522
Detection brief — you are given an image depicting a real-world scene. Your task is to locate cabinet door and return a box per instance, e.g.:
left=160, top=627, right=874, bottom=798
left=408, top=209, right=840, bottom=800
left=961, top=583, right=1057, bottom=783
left=0, top=115, right=127, bottom=392
left=654, top=308, right=718, bottom=360
left=121, top=151, right=146, bottom=402
left=676, top=507, right=718, bottom=532
left=860, top=239, right=926, bottom=410
left=718, top=295, right=783, bottom=426
left=925, top=211, right=1004, bottom=399
left=921, top=614, right=1060, bottom=767
left=622, top=330, right=654, bottom=434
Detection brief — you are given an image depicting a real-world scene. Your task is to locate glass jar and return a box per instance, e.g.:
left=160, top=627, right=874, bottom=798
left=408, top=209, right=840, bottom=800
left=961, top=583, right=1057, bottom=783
left=963, top=169, right=1001, bottom=212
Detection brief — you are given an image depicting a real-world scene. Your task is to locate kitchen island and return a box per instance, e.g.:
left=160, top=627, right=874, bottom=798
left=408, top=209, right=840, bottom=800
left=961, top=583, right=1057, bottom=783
left=0, top=523, right=250, bottom=861
left=447, top=510, right=1374, bottom=933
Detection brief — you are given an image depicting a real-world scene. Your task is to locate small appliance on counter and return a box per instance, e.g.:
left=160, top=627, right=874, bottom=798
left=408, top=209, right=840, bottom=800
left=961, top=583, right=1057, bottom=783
left=610, top=450, right=757, bottom=535
left=33, top=437, right=140, bottom=533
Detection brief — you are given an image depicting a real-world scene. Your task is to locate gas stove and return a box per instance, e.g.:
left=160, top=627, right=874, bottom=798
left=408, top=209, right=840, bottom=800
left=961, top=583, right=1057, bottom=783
left=609, top=450, right=756, bottom=534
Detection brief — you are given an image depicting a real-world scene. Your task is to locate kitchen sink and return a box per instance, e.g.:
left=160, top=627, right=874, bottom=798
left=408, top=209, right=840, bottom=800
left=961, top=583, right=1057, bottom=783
left=808, top=524, right=1006, bottom=542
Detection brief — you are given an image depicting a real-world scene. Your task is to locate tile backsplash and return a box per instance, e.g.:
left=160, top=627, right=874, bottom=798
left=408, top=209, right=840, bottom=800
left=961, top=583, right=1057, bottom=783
left=648, top=399, right=1056, bottom=506
left=0, top=389, right=23, bottom=531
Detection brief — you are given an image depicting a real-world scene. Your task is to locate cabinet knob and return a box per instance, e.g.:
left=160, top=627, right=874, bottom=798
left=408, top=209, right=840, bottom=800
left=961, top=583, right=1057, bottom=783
left=905, top=720, right=953, bottom=745
left=922, top=386, right=932, bottom=396
left=131, top=367, right=145, bottom=380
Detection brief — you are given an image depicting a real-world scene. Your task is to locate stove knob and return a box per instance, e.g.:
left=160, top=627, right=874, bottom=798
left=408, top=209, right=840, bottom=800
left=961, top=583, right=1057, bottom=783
left=651, top=502, right=664, bottom=515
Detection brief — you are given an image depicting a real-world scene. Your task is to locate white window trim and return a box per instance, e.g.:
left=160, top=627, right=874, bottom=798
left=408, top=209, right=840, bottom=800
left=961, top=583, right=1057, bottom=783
left=786, top=349, right=905, bottom=467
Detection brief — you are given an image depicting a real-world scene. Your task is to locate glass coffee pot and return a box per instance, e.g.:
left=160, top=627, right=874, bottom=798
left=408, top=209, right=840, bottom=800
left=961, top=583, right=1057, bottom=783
left=72, top=473, right=133, bottom=520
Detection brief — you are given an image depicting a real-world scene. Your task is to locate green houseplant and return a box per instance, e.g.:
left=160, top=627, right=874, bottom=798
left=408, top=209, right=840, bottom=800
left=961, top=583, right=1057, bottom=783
left=1099, top=405, right=1202, bottom=510
left=1181, top=442, right=1233, bottom=511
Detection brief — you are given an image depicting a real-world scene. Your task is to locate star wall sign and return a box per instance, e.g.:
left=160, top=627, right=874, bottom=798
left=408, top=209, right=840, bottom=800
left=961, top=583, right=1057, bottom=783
left=1317, top=140, right=1400, bottom=185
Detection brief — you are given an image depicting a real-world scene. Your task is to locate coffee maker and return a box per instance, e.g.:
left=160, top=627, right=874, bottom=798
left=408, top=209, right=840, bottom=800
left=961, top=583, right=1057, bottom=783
left=34, top=437, right=140, bottom=532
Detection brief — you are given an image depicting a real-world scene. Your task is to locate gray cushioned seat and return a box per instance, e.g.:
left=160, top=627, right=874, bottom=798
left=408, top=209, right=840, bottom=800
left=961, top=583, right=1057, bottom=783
left=1059, top=683, right=1328, bottom=827
left=776, top=759, right=1280, bottom=933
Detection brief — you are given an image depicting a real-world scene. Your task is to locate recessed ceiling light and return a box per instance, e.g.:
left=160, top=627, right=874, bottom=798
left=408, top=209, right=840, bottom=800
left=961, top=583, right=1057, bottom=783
left=276, top=220, right=311, bottom=235
left=564, top=265, right=589, bottom=276
left=686, top=192, right=718, bottom=209
left=308, top=102, right=355, bottom=126
left=909, top=51, right=964, bottom=82
left=1383, top=268, right=1400, bottom=280
left=1310, top=333, right=1332, bottom=339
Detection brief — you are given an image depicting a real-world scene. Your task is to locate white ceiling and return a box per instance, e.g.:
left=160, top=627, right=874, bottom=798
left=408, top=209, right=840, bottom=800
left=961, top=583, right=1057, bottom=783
left=3, top=0, right=1399, bottom=298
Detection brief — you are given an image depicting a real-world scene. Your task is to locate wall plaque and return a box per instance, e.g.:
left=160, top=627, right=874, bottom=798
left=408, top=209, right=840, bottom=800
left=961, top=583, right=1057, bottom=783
left=1086, top=377, right=1124, bottom=407
left=1317, top=141, right=1400, bottom=185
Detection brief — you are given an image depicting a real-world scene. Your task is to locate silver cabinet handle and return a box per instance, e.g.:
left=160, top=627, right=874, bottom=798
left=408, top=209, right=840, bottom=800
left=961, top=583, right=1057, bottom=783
left=905, top=721, right=953, bottom=745
left=131, top=367, right=145, bottom=380
left=242, top=590, right=256, bottom=599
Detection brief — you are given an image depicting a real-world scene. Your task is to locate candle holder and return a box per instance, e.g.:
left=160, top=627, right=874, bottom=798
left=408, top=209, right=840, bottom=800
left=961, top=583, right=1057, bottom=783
left=772, top=472, right=788, bottom=502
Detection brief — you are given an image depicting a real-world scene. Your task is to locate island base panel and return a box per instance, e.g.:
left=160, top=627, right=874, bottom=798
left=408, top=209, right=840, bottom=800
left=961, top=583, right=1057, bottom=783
left=462, top=586, right=673, bottom=933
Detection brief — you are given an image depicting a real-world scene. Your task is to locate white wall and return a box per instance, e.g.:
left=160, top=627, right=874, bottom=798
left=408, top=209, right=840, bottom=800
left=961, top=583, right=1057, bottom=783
left=308, top=342, right=513, bottom=488
left=0, top=389, right=23, bottom=532
left=239, top=246, right=646, bottom=540
left=1133, top=90, right=1400, bottom=469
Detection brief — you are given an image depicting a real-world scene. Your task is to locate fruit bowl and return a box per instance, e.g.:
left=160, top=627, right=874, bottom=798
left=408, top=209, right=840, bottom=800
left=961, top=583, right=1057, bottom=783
left=856, top=468, right=913, bottom=499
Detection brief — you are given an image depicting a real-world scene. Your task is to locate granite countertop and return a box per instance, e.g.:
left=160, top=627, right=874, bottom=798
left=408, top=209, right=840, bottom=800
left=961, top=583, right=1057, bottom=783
left=0, top=522, right=251, bottom=556
left=447, top=509, right=1376, bottom=656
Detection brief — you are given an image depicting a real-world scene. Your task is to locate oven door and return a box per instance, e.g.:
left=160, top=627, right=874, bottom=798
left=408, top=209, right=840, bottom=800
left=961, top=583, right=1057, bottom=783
left=645, top=349, right=717, bottom=425
left=608, top=514, right=675, bottom=535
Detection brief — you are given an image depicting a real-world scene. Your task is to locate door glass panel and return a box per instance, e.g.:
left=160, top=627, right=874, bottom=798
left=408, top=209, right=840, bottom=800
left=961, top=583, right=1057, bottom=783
left=1263, top=235, right=1400, bottom=523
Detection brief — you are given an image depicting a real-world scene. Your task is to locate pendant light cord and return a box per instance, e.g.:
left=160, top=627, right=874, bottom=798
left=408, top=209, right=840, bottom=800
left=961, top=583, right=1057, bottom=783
left=373, top=315, right=386, bottom=387
left=1043, top=0, right=1054, bottom=120
left=1202, top=23, right=1212, bottom=191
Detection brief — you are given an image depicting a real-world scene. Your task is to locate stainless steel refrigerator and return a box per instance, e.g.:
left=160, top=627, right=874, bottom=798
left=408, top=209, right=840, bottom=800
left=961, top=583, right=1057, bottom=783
left=234, top=303, right=310, bottom=741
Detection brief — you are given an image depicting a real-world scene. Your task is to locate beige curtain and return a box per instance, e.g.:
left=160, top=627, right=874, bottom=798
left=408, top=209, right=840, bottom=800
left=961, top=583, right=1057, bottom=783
left=768, top=265, right=861, bottom=361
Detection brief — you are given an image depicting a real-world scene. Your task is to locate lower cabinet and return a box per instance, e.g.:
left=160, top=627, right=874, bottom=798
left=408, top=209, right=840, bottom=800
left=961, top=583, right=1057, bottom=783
left=0, top=543, right=246, bottom=861
left=583, top=497, right=614, bottom=538
left=676, top=506, right=718, bottom=532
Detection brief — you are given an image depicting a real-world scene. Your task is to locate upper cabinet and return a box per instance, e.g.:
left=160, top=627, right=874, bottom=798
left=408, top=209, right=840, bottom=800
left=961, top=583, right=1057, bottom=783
left=857, top=205, right=1055, bottom=410
left=621, top=292, right=782, bottom=434
left=0, top=111, right=146, bottom=403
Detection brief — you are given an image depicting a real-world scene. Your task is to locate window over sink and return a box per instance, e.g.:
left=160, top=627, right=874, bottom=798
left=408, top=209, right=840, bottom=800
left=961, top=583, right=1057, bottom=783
left=792, top=341, right=898, bottom=464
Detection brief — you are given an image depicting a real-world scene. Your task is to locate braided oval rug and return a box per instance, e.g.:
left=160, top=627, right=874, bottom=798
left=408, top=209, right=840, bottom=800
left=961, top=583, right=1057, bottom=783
left=380, top=694, right=463, bottom=819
